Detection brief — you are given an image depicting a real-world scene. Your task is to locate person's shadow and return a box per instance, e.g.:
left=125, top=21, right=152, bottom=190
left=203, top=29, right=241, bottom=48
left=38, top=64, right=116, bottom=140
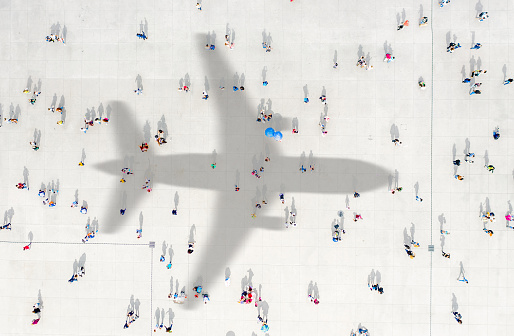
left=189, top=224, right=196, bottom=244
left=452, top=293, right=459, bottom=312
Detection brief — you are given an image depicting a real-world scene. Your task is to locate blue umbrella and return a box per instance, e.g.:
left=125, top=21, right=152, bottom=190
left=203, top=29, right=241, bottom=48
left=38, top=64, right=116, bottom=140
left=273, top=131, right=283, bottom=141
left=265, top=127, right=275, bottom=137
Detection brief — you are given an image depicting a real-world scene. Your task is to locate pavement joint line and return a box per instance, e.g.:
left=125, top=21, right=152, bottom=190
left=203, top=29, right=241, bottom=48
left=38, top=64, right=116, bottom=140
left=429, top=1, right=435, bottom=335
left=150, top=246, right=153, bottom=335
left=0, top=240, right=149, bottom=246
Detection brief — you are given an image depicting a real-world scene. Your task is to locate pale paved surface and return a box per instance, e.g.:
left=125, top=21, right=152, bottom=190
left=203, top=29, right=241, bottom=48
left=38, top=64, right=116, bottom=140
left=0, top=0, right=513, bottom=335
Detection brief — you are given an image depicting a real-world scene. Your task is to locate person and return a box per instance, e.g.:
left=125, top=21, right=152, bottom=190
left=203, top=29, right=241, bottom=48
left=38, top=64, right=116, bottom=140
left=263, top=81, right=268, bottom=86
left=462, top=78, right=471, bottom=83
left=471, top=70, right=487, bottom=77
left=202, top=91, right=209, bottom=100
left=196, top=2, right=202, bottom=10
left=418, top=81, right=426, bottom=89
left=139, top=143, right=149, bottom=152
left=80, top=206, right=87, bottom=214
left=453, top=159, right=461, bottom=166
left=32, top=304, right=41, bottom=314
left=193, top=286, right=202, bottom=298
left=279, top=193, right=285, bottom=204
left=142, top=179, right=152, bottom=192
left=485, top=165, right=495, bottom=173
left=477, top=12, right=489, bottom=21
left=187, top=242, right=195, bottom=254
left=470, top=43, right=482, bottom=50
left=419, top=16, right=428, bottom=26
left=383, top=53, right=395, bottom=63
left=332, top=230, right=341, bottom=242
left=454, top=175, right=464, bottom=180
left=120, top=208, right=126, bottom=215
left=447, top=42, right=461, bottom=53
left=457, top=275, right=468, bottom=283
left=357, top=56, right=367, bottom=68
left=358, top=326, right=368, bottom=334
left=469, top=89, right=481, bottom=95
left=136, top=229, right=142, bottom=239
left=16, top=183, right=28, bottom=190
left=29, top=141, right=39, bottom=151
left=453, top=311, right=463, bottom=324
left=440, top=0, right=450, bottom=7
left=397, top=20, right=409, bottom=30
left=504, top=79, right=513, bottom=85
left=493, top=128, right=500, bottom=140
left=203, top=293, right=210, bottom=304
left=391, top=187, right=403, bottom=194
left=333, top=62, right=338, bottom=69
left=173, top=290, right=187, bottom=304
left=404, top=244, right=415, bottom=258
left=442, top=251, right=450, bottom=258
left=68, top=273, right=78, bottom=282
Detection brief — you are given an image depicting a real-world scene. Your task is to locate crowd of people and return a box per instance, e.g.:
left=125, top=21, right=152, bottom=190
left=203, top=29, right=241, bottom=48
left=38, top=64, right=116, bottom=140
left=4, top=1, right=513, bottom=333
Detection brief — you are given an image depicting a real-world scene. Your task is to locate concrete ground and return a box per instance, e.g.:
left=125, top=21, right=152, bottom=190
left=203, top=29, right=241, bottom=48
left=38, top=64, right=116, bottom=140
left=0, top=0, right=513, bottom=335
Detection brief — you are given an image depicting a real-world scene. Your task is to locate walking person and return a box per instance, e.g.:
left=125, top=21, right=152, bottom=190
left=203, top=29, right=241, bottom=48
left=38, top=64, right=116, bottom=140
left=452, top=311, right=463, bottom=324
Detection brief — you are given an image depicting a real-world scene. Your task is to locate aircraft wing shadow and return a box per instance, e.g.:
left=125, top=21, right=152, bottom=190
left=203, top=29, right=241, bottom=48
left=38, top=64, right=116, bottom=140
left=94, top=34, right=391, bottom=310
